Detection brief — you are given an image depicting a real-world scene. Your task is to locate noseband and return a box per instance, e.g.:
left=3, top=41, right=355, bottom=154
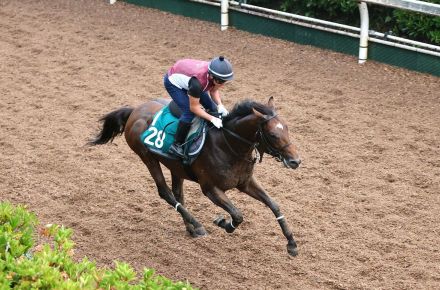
left=222, top=114, right=291, bottom=164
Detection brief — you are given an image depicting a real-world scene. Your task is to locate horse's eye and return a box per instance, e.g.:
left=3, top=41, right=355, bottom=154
left=269, top=133, right=277, bottom=139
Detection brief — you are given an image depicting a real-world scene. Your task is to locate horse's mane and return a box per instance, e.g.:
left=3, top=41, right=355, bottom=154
left=223, top=100, right=274, bottom=123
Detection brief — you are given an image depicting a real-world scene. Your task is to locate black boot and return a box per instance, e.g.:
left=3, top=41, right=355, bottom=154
left=168, top=121, right=192, bottom=158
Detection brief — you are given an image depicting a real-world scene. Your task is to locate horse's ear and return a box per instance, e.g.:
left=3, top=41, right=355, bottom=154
left=268, top=96, right=275, bottom=109
left=252, top=108, right=271, bottom=120
left=252, top=108, right=266, bottom=119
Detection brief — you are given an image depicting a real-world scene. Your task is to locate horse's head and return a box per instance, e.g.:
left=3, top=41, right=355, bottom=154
left=252, top=97, right=301, bottom=169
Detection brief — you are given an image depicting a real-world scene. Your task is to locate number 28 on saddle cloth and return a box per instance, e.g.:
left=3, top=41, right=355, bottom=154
left=140, top=105, right=207, bottom=162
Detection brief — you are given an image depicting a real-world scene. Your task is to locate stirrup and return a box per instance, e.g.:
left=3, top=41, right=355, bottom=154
left=168, top=143, right=185, bottom=158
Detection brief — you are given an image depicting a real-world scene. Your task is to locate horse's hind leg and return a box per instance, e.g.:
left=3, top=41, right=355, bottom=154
left=201, top=185, right=243, bottom=234
left=141, top=155, right=207, bottom=237
left=238, top=177, right=298, bottom=256
left=171, top=174, right=207, bottom=237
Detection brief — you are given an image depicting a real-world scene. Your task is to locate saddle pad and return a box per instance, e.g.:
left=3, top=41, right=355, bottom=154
left=140, top=105, right=205, bottom=155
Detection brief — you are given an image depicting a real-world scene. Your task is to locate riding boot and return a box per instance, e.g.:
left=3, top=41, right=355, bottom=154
left=168, top=121, right=192, bottom=158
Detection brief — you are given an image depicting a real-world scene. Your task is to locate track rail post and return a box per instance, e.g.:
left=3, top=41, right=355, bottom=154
left=358, top=1, right=369, bottom=64
left=221, top=0, right=229, bottom=31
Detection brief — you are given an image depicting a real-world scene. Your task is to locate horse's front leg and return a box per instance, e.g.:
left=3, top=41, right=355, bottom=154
left=238, top=177, right=298, bottom=256
left=201, top=185, right=243, bottom=233
left=171, top=174, right=206, bottom=237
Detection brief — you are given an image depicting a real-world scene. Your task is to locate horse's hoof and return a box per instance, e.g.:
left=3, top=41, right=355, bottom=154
left=287, top=244, right=298, bottom=257
left=186, top=224, right=207, bottom=238
left=213, top=215, right=225, bottom=226
left=193, top=226, right=207, bottom=238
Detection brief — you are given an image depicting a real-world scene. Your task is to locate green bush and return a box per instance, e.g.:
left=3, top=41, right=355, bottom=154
left=0, top=202, right=194, bottom=289
left=246, top=0, right=440, bottom=45
left=394, top=8, right=440, bottom=44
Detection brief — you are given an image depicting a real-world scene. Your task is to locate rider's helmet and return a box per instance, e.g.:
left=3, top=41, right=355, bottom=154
left=208, top=56, right=234, bottom=81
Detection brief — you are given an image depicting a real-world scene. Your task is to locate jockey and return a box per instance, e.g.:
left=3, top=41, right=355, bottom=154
left=164, top=56, right=233, bottom=157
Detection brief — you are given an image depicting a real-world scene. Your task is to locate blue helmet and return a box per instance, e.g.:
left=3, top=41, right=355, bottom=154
left=208, top=56, right=234, bottom=81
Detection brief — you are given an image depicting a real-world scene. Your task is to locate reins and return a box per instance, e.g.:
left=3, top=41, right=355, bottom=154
left=221, top=127, right=259, bottom=163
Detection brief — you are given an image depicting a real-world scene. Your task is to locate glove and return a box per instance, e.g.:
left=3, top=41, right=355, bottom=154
left=217, top=104, right=229, bottom=117
left=210, top=117, right=223, bottom=129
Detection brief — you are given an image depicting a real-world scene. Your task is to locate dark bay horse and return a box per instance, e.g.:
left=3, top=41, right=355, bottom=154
left=89, top=97, right=301, bottom=256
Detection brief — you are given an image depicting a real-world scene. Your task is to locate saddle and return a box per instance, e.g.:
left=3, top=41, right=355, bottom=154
left=140, top=101, right=208, bottom=165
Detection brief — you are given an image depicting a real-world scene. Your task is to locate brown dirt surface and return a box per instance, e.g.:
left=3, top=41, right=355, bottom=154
left=1, top=0, right=439, bottom=289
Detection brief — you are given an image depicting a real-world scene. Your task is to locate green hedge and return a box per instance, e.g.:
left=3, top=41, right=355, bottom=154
left=247, top=0, right=440, bottom=45
left=0, top=202, right=194, bottom=289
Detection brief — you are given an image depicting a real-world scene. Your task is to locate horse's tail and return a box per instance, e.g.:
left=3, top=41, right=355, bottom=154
left=88, top=106, right=134, bottom=145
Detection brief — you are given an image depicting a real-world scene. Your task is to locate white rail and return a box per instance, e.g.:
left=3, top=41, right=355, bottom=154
left=229, top=0, right=360, bottom=32
left=358, top=0, right=440, bottom=63
left=192, top=0, right=220, bottom=5
left=362, top=0, right=440, bottom=16
left=191, top=0, right=440, bottom=62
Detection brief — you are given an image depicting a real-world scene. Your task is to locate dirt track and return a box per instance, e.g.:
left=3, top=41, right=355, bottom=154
left=1, top=0, right=440, bottom=289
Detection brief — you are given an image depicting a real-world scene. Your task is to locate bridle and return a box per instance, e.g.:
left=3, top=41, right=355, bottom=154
left=221, top=114, right=292, bottom=164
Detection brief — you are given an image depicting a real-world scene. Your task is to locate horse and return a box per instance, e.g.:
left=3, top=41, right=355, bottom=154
left=89, top=97, right=301, bottom=256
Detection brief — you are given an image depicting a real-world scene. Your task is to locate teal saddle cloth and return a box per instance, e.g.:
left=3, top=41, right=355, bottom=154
left=140, top=105, right=206, bottom=159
